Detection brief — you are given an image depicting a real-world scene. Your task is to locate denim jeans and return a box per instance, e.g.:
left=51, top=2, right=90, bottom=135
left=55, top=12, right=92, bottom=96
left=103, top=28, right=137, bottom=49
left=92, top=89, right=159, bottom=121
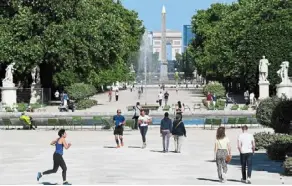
left=139, top=126, right=148, bottom=143
left=240, top=153, right=253, bottom=180
left=161, top=130, right=171, bottom=151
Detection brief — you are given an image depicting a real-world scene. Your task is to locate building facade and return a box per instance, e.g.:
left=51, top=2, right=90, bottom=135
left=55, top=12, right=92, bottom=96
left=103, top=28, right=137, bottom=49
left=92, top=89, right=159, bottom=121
left=152, top=30, right=182, bottom=61
left=183, top=25, right=195, bottom=51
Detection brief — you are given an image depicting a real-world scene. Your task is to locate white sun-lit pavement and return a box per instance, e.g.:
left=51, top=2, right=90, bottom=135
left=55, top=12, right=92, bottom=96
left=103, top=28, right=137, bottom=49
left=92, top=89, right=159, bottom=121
left=44, top=86, right=205, bottom=113
left=0, top=128, right=291, bottom=185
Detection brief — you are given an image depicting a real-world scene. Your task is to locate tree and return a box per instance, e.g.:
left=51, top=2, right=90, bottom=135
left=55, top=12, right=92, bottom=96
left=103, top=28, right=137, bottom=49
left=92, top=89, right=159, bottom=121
left=189, top=0, right=292, bottom=95
left=0, top=0, right=144, bottom=90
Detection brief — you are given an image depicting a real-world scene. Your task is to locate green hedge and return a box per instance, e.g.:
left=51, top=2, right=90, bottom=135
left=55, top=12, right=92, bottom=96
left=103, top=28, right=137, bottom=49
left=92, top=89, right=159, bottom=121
left=76, top=99, right=97, bottom=110
left=267, top=140, right=292, bottom=161
left=65, top=83, right=96, bottom=100
left=231, top=104, right=239, bottom=110
left=256, top=96, right=281, bottom=129
left=284, top=157, right=292, bottom=175
left=203, top=82, right=225, bottom=98
left=202, top=99, right=225, bottom=110
left=271, top=100, right=292, bottom=134
left=163, top=105, right=171, bottom=111
left=254, top=132, right=292, bottom=150
left=240, top=105, right=249, bottom=110
left=254, top=132, right=292, bottom=161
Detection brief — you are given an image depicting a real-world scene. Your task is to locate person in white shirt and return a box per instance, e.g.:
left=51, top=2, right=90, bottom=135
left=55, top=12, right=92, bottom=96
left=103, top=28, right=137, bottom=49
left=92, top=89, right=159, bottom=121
left=138, top=109, right=151, bottom=148
left=158, top=92, right=163, bottom=107
left=54, top=90, right=60, bottom=100
left=237, top=125, right=255, bottom=184
left=214, top=127, right=231, bottom=183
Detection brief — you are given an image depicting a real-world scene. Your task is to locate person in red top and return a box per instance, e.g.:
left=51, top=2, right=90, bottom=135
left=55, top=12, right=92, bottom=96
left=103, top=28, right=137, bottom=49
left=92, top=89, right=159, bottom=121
left=207, top=92, right=213, bottom=107
left=108, top=89, right=112, bottom=102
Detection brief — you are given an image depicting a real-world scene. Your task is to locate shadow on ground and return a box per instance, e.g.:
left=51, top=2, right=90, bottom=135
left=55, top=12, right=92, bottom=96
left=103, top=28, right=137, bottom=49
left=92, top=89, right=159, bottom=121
left=228, top=152, right=284, bottom=174
left=197, top=178, right=243, bottom=183
left=128, top=146, right=141, bottom=149
left=41, top=182, right=57, bottom=185
left=103, top=146, right=117, bottom=149
left=150, top=150, right=178, bottom=153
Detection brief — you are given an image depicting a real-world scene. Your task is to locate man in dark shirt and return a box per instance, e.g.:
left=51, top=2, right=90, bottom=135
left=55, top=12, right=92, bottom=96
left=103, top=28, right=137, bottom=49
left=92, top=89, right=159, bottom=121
left=160, top=112, right=172, bottom=152
left=113, top=109, right=126, bottom=148
left=164, top=91, right=169, bottom=106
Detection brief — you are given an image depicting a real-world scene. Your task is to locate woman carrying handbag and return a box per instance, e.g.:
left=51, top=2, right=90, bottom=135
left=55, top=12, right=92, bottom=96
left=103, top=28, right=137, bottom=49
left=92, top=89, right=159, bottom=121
left=214, top=127, right=231, bottom=183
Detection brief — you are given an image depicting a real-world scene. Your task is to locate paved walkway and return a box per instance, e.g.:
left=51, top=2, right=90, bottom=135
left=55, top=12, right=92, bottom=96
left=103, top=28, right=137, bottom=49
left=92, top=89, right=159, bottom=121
left=45, top=88, right=205, bottom=113
left=0, top=128, right=290, bottom=185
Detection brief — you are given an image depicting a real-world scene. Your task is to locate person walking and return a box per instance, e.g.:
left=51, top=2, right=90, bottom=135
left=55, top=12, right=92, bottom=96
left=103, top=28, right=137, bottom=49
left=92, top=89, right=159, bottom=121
left=158, top=92, right=163, bottom=107
left=115, top=90, right=119, bottom=101
left=212, top=93, right=217, bottom=108
left=160, top=112, right=172, bottom=152
left=244, top=90, right=250, bottom=105
left=108, top=89, right=112, bottom=102
left=171, top=114, right=186, bottom=153
left=37, top=129, right=71, bottom=185
left=238, top=125, right=255, bottom=184
left=113, top=109, right=126, bottom=148
left=214, top=127, right=231, bottom=183
left=132, top=102, right=141, bottom=130
left=164, top=91, right=169, bottom=106
left=176, top=101, right=184, bottom=117
left=138, top=109, right=151, bottom=148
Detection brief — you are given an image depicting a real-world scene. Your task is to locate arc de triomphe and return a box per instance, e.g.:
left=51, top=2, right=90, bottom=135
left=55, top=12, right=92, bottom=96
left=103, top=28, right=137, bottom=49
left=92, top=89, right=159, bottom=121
left=152, top=30, right=182, bottom=60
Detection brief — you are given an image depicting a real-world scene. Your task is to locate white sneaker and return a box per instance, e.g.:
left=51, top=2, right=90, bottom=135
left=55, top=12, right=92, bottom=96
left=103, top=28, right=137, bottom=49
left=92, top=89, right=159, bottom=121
left=247, top=178, right=251, bottom=184
left=222, top=173, right=226, bottom=183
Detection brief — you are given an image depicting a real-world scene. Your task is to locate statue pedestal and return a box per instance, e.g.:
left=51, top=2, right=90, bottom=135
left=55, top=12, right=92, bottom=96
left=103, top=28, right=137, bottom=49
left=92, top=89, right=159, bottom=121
left=276, top=83, right=292, bottom=99
left=258, top=81, right=270, bottom=99
left=160, top=63, right=168, bottom=82
left=1, top=81, right=17, bottom=107
left=30, top=83, right=42, bottom=104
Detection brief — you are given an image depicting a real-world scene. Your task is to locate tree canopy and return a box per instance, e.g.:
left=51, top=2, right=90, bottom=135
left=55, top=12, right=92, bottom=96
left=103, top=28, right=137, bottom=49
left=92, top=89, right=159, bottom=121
left=0, top=0, right=144, bottom=88
left=188, top=0, right=292, bottom=95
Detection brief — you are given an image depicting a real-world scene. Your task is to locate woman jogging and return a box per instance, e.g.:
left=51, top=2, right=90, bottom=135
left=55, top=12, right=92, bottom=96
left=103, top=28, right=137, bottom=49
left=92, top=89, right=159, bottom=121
left=138, top=109, right=151, bottom=148
left=37, top=129, right=71, bottom=185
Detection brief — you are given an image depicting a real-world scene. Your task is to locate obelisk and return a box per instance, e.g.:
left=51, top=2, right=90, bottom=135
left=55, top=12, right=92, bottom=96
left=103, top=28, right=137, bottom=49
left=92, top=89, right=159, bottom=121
left=160, top=5, right=168, bottom=81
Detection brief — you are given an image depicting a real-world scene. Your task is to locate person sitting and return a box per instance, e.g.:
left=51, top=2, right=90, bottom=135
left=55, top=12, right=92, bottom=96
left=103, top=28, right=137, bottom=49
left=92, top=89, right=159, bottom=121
left=20, top=112, right=37, bottom=130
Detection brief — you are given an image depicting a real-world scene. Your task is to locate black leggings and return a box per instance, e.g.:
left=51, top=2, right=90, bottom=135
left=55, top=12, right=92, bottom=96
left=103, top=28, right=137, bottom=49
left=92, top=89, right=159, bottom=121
left=139, top=126, right=148, bottom=143
left=43, top=153, right=67, bottom=181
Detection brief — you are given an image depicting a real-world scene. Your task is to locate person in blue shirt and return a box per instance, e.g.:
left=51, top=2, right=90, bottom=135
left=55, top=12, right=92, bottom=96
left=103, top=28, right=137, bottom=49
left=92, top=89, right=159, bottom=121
left=37, top=129, right=71, bottom=185
left=113, top=109, right=126, bottom=148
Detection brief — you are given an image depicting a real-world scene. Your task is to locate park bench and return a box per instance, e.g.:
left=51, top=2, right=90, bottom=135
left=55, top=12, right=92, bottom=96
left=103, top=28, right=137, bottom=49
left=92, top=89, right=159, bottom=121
left=127, top=106, right=135, bottom=112
left=49, top=100, right=62, bottom=106
left=58, top=118, right=73, bottom=130
left=93, top=116, right=112, bottom=130
left=184, top=104, right=191, bottom=111
left=1, top=118, right=15, bottom=130
left=141, top=105, right=159, bottom=110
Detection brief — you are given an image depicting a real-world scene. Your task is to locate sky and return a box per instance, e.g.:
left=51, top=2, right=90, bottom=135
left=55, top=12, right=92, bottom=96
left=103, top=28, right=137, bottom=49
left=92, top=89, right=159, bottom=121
left=122, top=0, right=235, bottom=32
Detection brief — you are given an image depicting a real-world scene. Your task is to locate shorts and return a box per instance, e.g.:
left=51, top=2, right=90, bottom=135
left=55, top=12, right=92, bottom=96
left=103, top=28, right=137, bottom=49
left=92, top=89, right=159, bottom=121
left=114, top=126, right=123, bottom=136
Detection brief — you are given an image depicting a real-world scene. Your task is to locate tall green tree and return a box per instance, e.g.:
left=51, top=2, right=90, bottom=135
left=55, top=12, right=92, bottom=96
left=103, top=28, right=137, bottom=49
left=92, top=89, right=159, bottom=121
left=190, top=0, right=292, bottom=95
left=0, top=0, right=144, bottom=88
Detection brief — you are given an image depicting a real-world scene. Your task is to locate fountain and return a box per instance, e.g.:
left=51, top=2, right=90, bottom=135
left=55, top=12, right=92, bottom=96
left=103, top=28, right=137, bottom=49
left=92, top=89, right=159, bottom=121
left=137, top=31, right=155, bottom=103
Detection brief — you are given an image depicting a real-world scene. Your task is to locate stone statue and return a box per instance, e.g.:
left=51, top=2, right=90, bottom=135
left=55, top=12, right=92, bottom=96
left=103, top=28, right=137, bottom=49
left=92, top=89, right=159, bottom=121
left=259, top=56, right=270, bottom=82
left=129, top=64, right=135, bottom=73
left=277, top=61, right=289, bottom=84
left=31, top=66, right=40, bottom=84
left=3, top=62, right=15, bottom=83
